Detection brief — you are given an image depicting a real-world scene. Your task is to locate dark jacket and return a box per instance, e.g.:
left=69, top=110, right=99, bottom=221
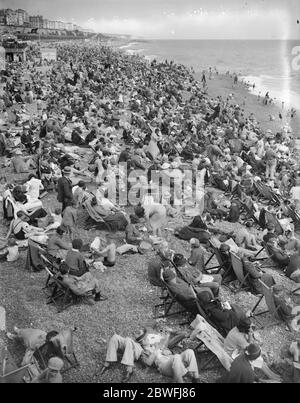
left=57, top=176, right=73, bottom=204
left=225, top=354, right=256, bottom=383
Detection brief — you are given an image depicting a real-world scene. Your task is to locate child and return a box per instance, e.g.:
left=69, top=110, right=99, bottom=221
left=0, top=238, right=20, bottom=262
left=61, top=202, right=77, bottom=241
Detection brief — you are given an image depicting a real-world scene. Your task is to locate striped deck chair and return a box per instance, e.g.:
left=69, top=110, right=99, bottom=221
left=191, top=314, right=233, bottom=372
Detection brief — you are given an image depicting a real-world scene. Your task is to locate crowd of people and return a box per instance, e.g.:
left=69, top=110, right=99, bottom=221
left=0, top=38, right=300, bottom=383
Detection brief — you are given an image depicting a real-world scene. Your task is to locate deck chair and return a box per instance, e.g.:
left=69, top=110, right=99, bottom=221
left=40, top=253, right=61, bottom=292
left=154, top=280, right=220, bottom=331
left=205, top=239, right=233, bottom=284
left=252, top=242, right=281, bottom=269
left=191, top=315, right=233, bottom=372
left=34, top=328, right=79, bottom=374
left=44, top=262, right=94, bottom=313
left=265, top=211, right=284, bottom=236
left=230, top=252, right=250, bottom=293
left=287, top=207, right=300, bottom=237
left=0, top=346, right=32, bottom=384
left=254, top=182, right=280, bottom=205
left=44, top=269, right=76, bottom=313
left=205, top=238, right=225, bottom=273
left=251, top=280, right=282, bottom=328
left=292, top=286, right=300, bottom=295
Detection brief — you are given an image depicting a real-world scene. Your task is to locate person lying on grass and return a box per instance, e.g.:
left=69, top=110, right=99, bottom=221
left=100, top=327, right=200, bottom=383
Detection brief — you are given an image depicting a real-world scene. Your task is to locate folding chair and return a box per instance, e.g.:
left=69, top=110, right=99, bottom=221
left=252, top=242, right=280, bottom=270
left=0, top=346, right=32, bottom=384
left=251, top=280, right=282, bottom=328
left=255, top=182, right=280, bottom=206
left=292, top=286, right=300, bottom=295
left=230, top=252, right=250, bottom=293
left=205, top=238, right=226, bottom=273
left=34, top=328, right=80, bottom=374
left=154, top=284, right=190, bottom=320
left=191, top=315, right=232, bottom=372
left=45, top=270, right=76, bottom=313
left=40, top=254, right=61, bottom=293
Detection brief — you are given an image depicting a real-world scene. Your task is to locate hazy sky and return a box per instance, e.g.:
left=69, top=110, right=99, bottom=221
left=2, top=0, right=300, bottom=39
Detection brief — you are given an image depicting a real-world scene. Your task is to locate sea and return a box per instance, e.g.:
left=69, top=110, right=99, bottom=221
left=118, top=40, right=300, bottom=111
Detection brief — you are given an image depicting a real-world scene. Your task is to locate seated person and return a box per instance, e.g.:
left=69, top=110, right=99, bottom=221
left=242, top=256, right=276, bottom=295
left=266, top=239, right=290, bottom=269
left=96, top=186, right=119, bottom=213
left=11, top=150, right=36, bottom=173
left=47, top=227, right=71, bottom=260
left=45, top=208, right=63, bottom=232
left=0, top=237, right=19, bottom=262
left=6, top=326, right=72, bottom=382
left=188, top=238, right=205, bottom=274
left=224, top=344, right=264, bottom=383
left=219, top=244, right=236, bottom=282
left=286, top=251, right=300, bottom=283
left=65, top=239, right=89, bottom=276
left=0, top=211, right=45, bottom=243
left=204, top=191, right=228, bottom=220
left=73, top=181, right=89, bottom=207
left=272, top=285, right=298, bottom=331
left=125, top=215, right=143, bottom=246
left=224, top=318, right=281, bottom=381
left=163, top=268, right=220, bottom=306
left=147, top=242, right=174, bottom=288
left=31, top=357, right=64, bottom=384
left=263, top=224, right=277, bottom=244
left=100, top=328, right=200, bottom=383
left=235, top=222, right=260, bottom=251
left=59, top=261, right=107, bottom=302
left=173, top=252, right=222, bottom=294
left=84, top=196, right=129, bottom=232
left=90, top=236, right=117, bottom=267
left=280, top=230, right=300, bottom=254
left=197, top=291, right=247, bottom=335
left=25, top=174, right=44, bottom=202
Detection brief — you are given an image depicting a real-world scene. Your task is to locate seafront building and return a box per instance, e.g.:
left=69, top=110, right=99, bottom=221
left=0, top=7, right=93, bottom=34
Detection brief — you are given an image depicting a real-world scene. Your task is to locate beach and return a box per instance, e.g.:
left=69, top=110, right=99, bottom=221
left=0, top=38, right=300, bottom=385
left=199, top=73, right=300, bottom=138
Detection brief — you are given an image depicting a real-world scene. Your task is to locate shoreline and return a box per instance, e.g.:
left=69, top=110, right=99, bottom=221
left=115, top=40, right=300, bottom=139
left=194, top=72, right=300, bottom=139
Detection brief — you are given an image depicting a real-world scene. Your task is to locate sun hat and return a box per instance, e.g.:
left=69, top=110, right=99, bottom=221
left=190, top=238, right=200, bottom=248
left=48, top=357, right=64, bottom=371
left=63, top=166, right=72, bottom=175
left=245, top=344, right=261, bottom=361
left=163, top=269, right=176, bottom=283
left=220, top=244, right=230, bottom=253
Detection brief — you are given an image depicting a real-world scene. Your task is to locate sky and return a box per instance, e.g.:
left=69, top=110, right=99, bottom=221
left=2, top=0, right=300, bottom=39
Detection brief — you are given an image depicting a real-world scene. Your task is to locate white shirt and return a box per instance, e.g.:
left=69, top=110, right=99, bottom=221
left=26, top=178, right=44, bottom=201
left=7, top=246, right=19, bottom=262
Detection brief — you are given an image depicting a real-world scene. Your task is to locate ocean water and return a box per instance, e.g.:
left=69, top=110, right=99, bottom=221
left=120, top=40, right=300, bottom=111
